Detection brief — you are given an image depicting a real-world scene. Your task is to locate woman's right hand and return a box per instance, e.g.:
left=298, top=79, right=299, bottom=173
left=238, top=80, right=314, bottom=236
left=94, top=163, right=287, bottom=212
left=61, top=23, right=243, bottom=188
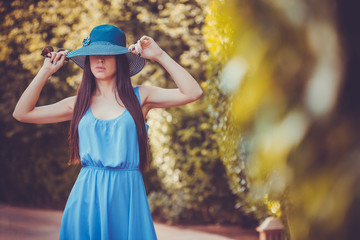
left=41, top=50, right=69, bottom=75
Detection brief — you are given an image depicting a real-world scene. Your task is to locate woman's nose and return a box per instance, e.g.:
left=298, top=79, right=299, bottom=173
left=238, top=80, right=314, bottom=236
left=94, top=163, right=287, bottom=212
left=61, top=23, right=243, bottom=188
left=97, top=56, right=105, bottom=62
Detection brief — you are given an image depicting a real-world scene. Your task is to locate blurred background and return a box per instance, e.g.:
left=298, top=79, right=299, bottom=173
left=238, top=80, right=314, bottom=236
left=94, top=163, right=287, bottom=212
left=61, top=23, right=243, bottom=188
left=1, top=0, right=359, bottom=239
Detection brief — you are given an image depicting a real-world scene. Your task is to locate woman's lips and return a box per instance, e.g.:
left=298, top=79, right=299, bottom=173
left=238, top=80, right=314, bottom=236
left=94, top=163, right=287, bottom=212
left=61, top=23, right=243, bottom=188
left=95, top=67, right=106, bottom=71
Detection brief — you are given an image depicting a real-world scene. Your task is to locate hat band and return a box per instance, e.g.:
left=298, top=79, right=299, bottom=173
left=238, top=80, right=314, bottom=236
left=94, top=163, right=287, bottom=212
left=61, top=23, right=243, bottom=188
left=83, top=41, right=126, bottom=48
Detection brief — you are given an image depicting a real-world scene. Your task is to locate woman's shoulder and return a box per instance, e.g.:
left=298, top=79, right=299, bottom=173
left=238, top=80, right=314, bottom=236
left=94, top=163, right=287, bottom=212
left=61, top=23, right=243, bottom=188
left=134, top=85, right=150, bottom=107
left=135, top=84, right=152, bottom=94
left=133, top=84, right=146, bottom=96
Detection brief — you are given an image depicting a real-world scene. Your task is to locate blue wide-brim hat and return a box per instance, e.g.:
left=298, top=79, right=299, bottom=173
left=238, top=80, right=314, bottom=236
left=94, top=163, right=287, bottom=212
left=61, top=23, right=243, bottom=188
left=66, top=24, right=146, bottom=77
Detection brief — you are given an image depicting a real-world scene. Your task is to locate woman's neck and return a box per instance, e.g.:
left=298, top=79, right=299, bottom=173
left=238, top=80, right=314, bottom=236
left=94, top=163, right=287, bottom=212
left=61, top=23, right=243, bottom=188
left=94, top=78, right=117, bottom=98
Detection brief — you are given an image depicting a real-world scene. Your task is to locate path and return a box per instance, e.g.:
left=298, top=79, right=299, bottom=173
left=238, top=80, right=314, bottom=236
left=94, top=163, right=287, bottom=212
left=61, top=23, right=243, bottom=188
left=0, top=204, right=254, bottom=240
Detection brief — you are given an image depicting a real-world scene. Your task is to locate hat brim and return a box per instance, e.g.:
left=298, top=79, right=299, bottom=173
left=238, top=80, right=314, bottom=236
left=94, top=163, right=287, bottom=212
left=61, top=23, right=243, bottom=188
left=66, top=42, right=146, bottom=77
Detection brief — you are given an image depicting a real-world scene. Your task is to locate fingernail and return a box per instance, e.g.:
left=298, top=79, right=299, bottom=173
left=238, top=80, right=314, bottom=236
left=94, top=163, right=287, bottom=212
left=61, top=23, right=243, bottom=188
left=139, top=49, right=142, bottom=53
left=54, top=60, right=57, bottom=65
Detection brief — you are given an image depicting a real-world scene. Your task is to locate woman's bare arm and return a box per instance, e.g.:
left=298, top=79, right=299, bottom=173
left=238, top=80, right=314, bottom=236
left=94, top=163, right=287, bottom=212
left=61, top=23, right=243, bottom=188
left=128, top=36, right=203, bottom=110
left=12, top=50, right=75, bottom=124
left=142, top=51, right=203, bottom=110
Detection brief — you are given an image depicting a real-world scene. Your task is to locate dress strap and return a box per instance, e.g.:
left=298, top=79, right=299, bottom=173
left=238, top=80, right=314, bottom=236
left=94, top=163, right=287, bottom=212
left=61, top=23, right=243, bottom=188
left=133, top=85, right=149, bottom=128
left=133, top=85, right=142, bottom=107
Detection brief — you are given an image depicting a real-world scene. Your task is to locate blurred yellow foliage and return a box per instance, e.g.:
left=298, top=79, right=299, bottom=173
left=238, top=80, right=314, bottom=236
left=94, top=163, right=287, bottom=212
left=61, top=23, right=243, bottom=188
left=204, top=0, right=360, bottom=239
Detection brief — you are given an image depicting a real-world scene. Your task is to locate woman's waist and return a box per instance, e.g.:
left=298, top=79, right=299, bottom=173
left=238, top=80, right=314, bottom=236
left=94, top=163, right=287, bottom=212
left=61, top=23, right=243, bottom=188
left=80, top=157, right=139, bottom=170
left=81, top=164, right=140, bottom=171
left=80, top=159, right=139, bottom=171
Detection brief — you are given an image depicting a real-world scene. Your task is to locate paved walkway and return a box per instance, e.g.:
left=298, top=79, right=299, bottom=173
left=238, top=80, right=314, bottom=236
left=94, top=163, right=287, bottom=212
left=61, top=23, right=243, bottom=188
left=0, top=204, right=236, bottom=240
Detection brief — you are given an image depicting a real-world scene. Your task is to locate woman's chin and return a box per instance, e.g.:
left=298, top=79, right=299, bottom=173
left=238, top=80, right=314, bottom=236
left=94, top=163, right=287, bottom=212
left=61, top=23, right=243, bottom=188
left=94, top=74, right=116, bottom=81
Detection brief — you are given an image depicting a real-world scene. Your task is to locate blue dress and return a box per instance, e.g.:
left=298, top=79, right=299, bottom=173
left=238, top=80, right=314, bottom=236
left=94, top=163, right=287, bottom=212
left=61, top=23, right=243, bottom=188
left=59, top=85, right=158, bottom=240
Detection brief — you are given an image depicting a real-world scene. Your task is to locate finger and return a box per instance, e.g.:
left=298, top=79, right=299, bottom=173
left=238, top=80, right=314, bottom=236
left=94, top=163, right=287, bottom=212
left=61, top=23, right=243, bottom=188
left=142, top=36, right=153, bottom=44
left=52, top=54, right=66, bottom=68
left=137, top=40, right=142, bottom=53
left=134, top=44, right=140, bottom=56
left=54, top=52, right=63, bottom=61
left=58, top=53, right=67, bottom=64
left=129, top=44, right=139, bottom=55
left=53, top=53, right=63, bottom=65
left=63, top=50, right=70, bottom=61
left=56, top=50, right=67, bottom=55
left=53, top=52, right=66, bottom=65
left=50, top=52, right=56, bottom=62
left=140, top=36, right=149, bottom=42
left=128, top=44, right=135, bottom=53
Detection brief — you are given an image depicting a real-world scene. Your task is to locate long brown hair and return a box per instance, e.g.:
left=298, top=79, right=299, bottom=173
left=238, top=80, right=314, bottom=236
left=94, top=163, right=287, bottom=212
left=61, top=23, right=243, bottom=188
left=68, top=54, right=150, bottom=172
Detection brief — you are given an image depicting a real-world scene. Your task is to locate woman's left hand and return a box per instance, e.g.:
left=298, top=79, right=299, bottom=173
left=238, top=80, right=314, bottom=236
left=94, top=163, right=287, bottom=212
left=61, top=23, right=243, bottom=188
left=128, top=36, right=164, bottom=61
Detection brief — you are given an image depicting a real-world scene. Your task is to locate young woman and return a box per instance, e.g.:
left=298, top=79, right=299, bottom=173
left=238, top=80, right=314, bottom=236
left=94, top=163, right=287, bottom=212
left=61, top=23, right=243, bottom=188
left=12, top=24, right=203, bottom=240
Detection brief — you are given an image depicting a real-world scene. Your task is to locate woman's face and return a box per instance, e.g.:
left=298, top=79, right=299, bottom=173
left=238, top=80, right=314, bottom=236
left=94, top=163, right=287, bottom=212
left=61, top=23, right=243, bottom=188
left=89, top=55, right=117, bottom=80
